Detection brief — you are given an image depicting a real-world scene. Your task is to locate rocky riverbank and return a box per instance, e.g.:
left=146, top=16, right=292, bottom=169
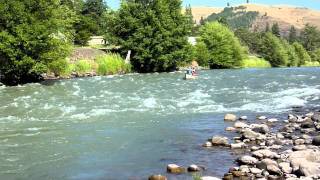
left=149, top=111, right=320, bottom=180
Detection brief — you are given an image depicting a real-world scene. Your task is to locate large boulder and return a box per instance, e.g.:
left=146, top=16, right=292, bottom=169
left=211, top=136, right=229, bottom=146
left=312, top=136, right=320, bottom=146
left=238, top=155, right=258, bottom=165
left=301, top=120, right=315, bottom=129
left=234, top=121, right=249, bottom=129
left=311, top=113, right=320, bottom=122
left=224, top=114, right=237, bottom=121
left=166, top=164, right=185, bottom=174
left=288, top=149, right=320, bottom=175
left=279, top=162, right=292, bottom=174
left=252, top=149, right=279, bottom=159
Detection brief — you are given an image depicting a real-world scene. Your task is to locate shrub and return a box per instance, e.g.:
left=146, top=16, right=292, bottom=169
left=242, top=56, right=271, bottom=68
left=48, top=59, right=70, bottom=76
left=198, top=22, right=248, bottom=68
left=96, top=54, right=131, bottom=75
left=292, top=42, right=311, bottom=66
left=302, top=61, right=320, bottom=67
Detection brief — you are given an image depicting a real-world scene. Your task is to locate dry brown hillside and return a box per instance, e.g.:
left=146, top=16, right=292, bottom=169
left=191, top=4, right=320, bottom=33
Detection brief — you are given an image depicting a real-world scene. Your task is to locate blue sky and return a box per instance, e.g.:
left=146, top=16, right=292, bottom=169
left=106, top=0, right=320, bottom=10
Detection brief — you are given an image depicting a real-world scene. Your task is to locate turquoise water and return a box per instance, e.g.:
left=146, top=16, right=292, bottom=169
left=0, top=68, right=320, bottom=179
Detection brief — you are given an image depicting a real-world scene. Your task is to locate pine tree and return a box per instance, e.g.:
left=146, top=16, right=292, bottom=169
left=271, top=23, right=280, bottom=37
left=292, top=42, right=312, bottom=66
left=185, top=4, right=194, bottom=35
left=288, top=26, right=297, bottom=43
left=300, top=24, right=320, bottom=51
left=200, top=16, right=205, bottom=25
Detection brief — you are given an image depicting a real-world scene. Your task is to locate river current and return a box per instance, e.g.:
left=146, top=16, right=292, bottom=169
left=0, top=68, right=320, bottom=180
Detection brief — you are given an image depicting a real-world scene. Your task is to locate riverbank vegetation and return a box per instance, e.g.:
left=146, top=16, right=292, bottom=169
left=1, top=0, right=320, bottom=85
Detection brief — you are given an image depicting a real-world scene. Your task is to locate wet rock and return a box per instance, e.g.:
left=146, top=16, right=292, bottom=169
left=239, top=165, right=250, bottom=173
left=224, top=114, right=237, bottom=121
left=201, top=176, right=221, bottom=180
left=251, top=146, right=260, bottom=151
left=276, top=133, right=284, bottom=139
left=312, top=136, right=320, bottom=146
left=292, top=145, right=307, bottom=151
left=251, top=124, right=270, bottom=134
left=231, top=170, right=245, bottom=177
left=239, top=116, right=248, bottom=120
left=211, top=136, right=229, bottom=146
left=234, top=121, right=249, bottom=129
left=223, top=173, right=233, bottom=180
left=238, top=155, right=258, bottom=165
left=166, top=164, right=185, bottom=174
left=187, top=164, right=201, bottom=172
left=226, top=127, right=236, bottom=131
left=148, top=175, right=167, bottom=180
left=257, top=116, right=267, bottom=120
left=252, top=149, right=279, bottom=159
left=231, top=142, right=245, bottom=149
left=241, top=129, right=266, bottom=141
left=301, top=120, right=314, bottom=129
left=203, top=141, right=213, bottom=147
left=311, top=113, right=320, bottom=122
left=278, top=162, right=292, bottom=174
left=267, top=118, right=278, bottom=123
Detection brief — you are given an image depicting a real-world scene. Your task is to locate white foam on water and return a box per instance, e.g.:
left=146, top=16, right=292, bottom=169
left=89, top=109, right=116, bottom=116
left=70, top=113, right=88, bottom=120
left=142, top=97, right=157, bottom=108
left=27, top=128, right=41, bottom=131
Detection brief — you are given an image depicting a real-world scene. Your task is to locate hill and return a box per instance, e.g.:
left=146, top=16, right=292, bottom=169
left=191, top=4, right=320, bottom=35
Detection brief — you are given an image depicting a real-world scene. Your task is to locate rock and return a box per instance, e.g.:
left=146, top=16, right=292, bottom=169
left=203, top=141, right=213, bottom=147
left=201, top=176, right=221, bottom=180
left=276, top=133, right=284, bottom=139
left=231, top=170, right=245, bottom=177
left=223, top=173, right=233, bottom=180
left=166, top=164, right=185, bottom=174
left=238, top=155, right=258, bottom=165
left=250, top=167, right=262, bottom=174
left=231, top=142, right=245, bottom=149
left=241, top=129, right=266, bottom=141
left=288, top=149, right=320, bottom=173
left=239, top=116, right=248, bottom=120
left=299, top=162, right=320, bottom=177
left=252, top=149, right=279, bottom=159
left=250, top=124, right=270, bottom=134
left=267, top=164, right=282, bottom=175
left=225, top=127, right=236, bottom=131
left=294, top=139, right=305, bottom=145
left=256, top=159, right=278, bottom=170
left=312, top=136, right=320, bottom=146
left=279, top=162, right=292, bottom=174
left=224, top=114, right=237, bottom=121
left=251, top=146, right=260, bottom=151
left=258, top=116, right=267, bottom=120
left=148, top=175, right=167, bottom=180
left=301, top=120, right=315, bottom=128
left=234, top=121, right=249, bottom=129
left=239, top=165, right=250, bottom=173
left=211, top=136, right=229, bottom=146
left=268, top=118, right=278, bottom=123
left=187, top=164, right=201, bottom=172
left=311, top=113, right=320, bottom=122
left=292, top=145, right=307, bottom=151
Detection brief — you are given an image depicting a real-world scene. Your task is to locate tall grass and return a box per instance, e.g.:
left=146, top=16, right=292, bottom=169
left=242, top=56, right=271, bottom=68
left=96, top=54, right=131, bottom=75
left=75, top=59, right=92, bottom=74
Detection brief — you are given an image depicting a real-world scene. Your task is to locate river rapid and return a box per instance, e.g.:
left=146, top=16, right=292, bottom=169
left=0, top=68, right=320, bottom=180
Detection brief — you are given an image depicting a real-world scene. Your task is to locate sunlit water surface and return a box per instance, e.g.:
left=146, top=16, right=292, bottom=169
left=0, top=68, right=320, bottom=180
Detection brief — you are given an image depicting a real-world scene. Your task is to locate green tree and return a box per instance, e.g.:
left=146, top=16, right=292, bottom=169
left=310, top=49, right=320, bottom=62
left=194, top=41, right=210, bottom=67
left=185, top=4, right=194, bottom=35
left=235, top=28, right=264, bottom=54
left=265, top=22, right=270, bottom=32
left=292, top=42, right=312, bottom=66
left=288, top=25, right=297, bottom=43
left=300, top=24, right=320, bottom=51
left=271, top=23, right=280, bottom=37
left=198, top=22, right=247, bottom=68
left=0, top=0, right=76, bottom=85
left=281, top=39, right=299, bottom=67
left=199, top=16, right=205, bottom=25
left=259, top=32, right=288, bottom=67
left=107, top=0, right=192, bottom=72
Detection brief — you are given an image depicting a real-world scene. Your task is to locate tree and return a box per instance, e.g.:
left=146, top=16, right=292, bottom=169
left=265, top=22, right=270, bottom=32
left=198, top=22, right=247, bottom=68
left=107, top=0, right=192, bottom=72
left=300, top=24, right=320, bottom=51
left=288, top=25, right=297, bottom=43
left=235, top=28, right=264, bottom=54
left=227, top=2, right=230, bottom=7
left=281, top=39, right=299, bottom=67
left=185, top=4, right=194, bottom=35
left=271, top=23, right=280, bottom=37
left=0, top=0, right=76, bottom=85
left=292, top=42, right=312, bottom=66
left=259, top=33, right=288, bottom=67
left=194, top=41, right=210, bottom=67
left=199, top=16, right=205, bottom=25
left=310, top=49, right=320, bottom=63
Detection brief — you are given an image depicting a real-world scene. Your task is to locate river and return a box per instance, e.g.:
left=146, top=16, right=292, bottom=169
left=0, top=68, right=320, bottom=180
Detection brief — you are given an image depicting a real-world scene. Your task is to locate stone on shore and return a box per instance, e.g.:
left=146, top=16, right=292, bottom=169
left=239, top=116, right=248, bottom=120
left=225, top=127, right=236, bottom=131
left=224, top=114, right=237, bottom=121
left=301, top=120, right=315, bottom=128
left=311, top=113, right=320, bottom=122
left=288, top=149, right=320, bottom=174
left=234, top=121, right=249, bottom=129
left=187, top=164, right=201, bottom=172
left=278, top=162, right=292, bottom=174
left=166, top=164, right=185, bottom=174
left=203, top=141, right=213, bottom=147
left=267, top=118, right=278, bottom=123
left=231, top=142, right=245, bottom=149
left=257, top=116, right=267, bottom=120
left=211, top=136, right=229, bottom=146
left=148, top=175, right=167, bottom=180
left=238, top=155, right=258, bottom=165
left=252, top=149, right=279, bottom=159
left=241, top=129, right=266, bottom=141
left=250, top=124, right=270, bottom=134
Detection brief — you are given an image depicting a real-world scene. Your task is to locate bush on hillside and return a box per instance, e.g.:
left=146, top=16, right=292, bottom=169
left=292, top=42, right=312, bottom=66
left=242, top=56, right=271, bottom=68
